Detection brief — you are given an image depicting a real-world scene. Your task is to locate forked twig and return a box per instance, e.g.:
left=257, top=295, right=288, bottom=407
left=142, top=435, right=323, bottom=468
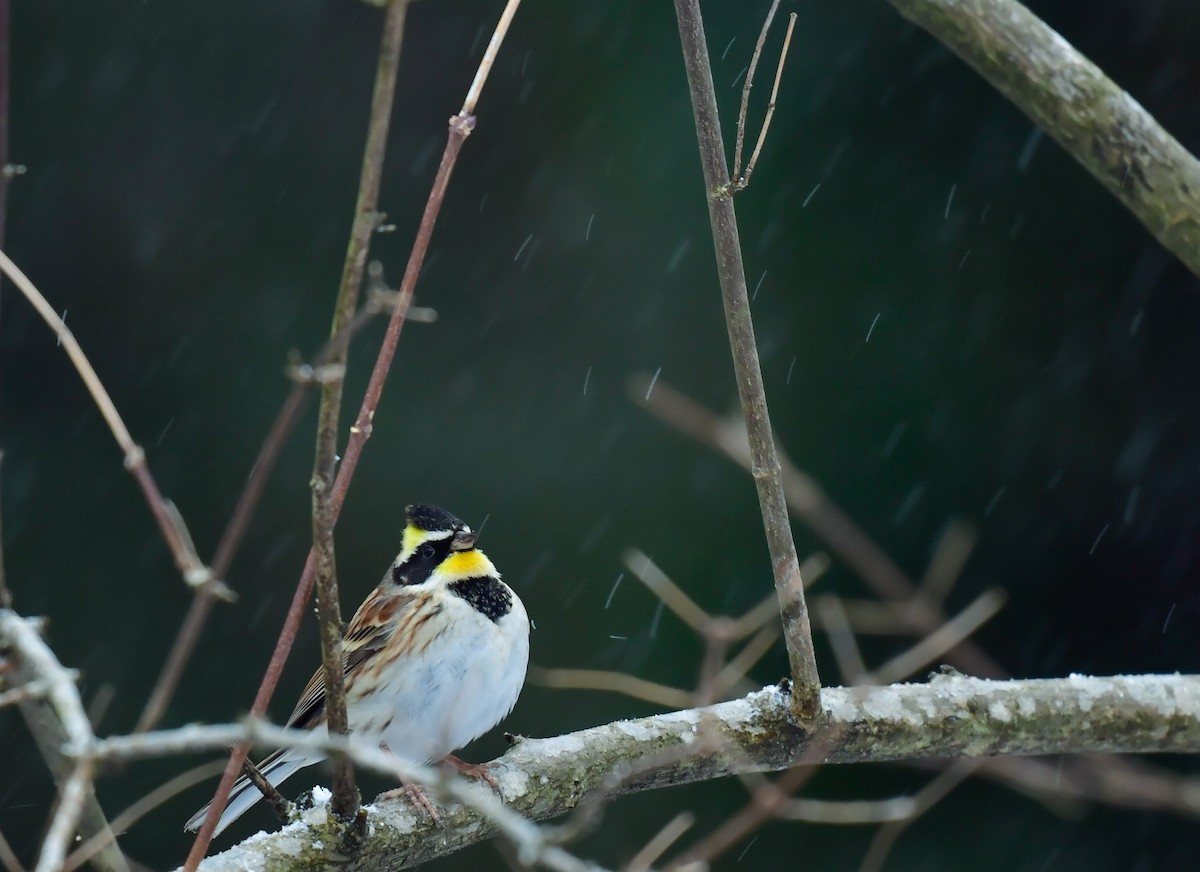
left=627, top=0, right=823, bottom=692
left=669, top=739, right=837, bottom=868
left=307, top=0, right=422, bottom=826
left=534, top=552, right=828, bottom=709
left=738, top=13, right=795, bottom=189
left=731, top=0, right=780, bottom=180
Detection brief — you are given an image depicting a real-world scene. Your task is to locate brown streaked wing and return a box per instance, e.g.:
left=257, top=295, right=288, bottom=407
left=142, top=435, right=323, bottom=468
left=284, top=587, right=409, bottom=729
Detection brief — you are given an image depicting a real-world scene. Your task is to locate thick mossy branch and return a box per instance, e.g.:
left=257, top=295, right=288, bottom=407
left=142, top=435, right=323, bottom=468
left=888, top=0, right=1200, bottom=277
left=192, top=674, right=1200, bottom=871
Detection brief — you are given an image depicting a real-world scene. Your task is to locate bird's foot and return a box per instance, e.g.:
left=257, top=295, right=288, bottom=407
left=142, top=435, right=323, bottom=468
left=375, top=781, right=443, bottom=828
left=441, top=754, right=501, bottom=793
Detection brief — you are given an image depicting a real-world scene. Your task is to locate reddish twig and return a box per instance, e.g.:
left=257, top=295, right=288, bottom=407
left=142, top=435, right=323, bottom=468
left=136, top=301, right=391, bottom=735
left=183, top=1, right=524, bottom=865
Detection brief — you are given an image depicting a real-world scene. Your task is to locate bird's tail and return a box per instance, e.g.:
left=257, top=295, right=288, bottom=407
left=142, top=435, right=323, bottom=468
left=184, top=751, right=312, bottom=837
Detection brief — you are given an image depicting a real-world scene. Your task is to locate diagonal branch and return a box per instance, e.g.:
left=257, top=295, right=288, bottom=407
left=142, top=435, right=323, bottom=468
left=0, top=251, right=226, bottom=603
left=673, top=0, right=820, bottom=715
left=886, top=0, right=1200, bottom=278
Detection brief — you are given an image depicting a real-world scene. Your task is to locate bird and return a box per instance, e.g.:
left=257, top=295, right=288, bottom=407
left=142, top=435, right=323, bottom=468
left=186, top=503, right=530, bottom=836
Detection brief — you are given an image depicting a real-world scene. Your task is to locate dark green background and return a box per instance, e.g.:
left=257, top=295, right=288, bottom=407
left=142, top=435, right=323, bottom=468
left=3, top=0, right=1198, bottom=869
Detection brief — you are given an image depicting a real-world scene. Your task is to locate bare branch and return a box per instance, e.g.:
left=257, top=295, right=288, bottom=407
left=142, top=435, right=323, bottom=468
left=188, top=2, right=526, bottom=863
left=917, top=520, right=977, bottom=606
left=739, top=13, right=795, bottom=189
left=36, top=760, right=93, bottom=872
left=814, top=595, right=869, bottom=683
left=633, top=377, right=1005, bottom=679
left=306, top=0, right=419, bottom=829
left=0, top=828, right=25, bottom=872
left=0, top=611, right=128, bottom=872
left=886, top=0, right=1200, bottom=278
left=0, top=251, right=222, bottom=603
left=622, top=549, right=713, bottom=634
left=866, top=588, right=1006, bottom=685
left=529, top=666, right=694, bottom=709
left=626, top=812, right=694, bottom=872
left=80, top=675, right=1200, bottom=869
left=856, top=762, right=978, bottom=872
left=64, top=762, right=228, bottom=872
left=137, top=286, right=393, bottom=735
left=731, top=0, right=780, bottom=180
left=462, top=0, right=522, bottom=115
left=672, top=0, right=821, bottom=714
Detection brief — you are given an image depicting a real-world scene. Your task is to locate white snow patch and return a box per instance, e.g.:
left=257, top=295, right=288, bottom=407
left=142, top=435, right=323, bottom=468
left=500, top=767, right=531, bottom=796
left=860, top=687, right=921, bottom=725
left=1017, top=696, right=1037, bottom=717
left=614, top=719, right=658, bottom=742
left=988, top=701, right=1012, bottom=723
left=309, top=785, right=332, bottom=806
left=822, top=688, right=860, bottom=722
left=533, top=732, right=587, bottom=758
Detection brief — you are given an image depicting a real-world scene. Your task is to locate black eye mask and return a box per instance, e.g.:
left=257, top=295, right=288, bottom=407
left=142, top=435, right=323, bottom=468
left=391, top=536, right=454, bottom=586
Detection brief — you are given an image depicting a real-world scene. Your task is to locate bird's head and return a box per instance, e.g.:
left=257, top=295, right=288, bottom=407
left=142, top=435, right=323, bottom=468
left=390, top=504, right=497, bottom=587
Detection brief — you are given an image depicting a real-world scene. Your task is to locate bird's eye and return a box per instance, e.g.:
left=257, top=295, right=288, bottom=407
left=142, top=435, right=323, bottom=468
left=420, top=543, right=437, bottom=559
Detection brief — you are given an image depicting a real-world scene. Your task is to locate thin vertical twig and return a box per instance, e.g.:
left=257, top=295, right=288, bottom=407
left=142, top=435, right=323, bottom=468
left=731, top=0, right=780, bottom=180
left=308, top=0, right=416, bottom=825
left=672, top=0, right=821, bottom=715
left=184, top=2, right=524, bottom=865
left=136, top=301, right=388, bottom=735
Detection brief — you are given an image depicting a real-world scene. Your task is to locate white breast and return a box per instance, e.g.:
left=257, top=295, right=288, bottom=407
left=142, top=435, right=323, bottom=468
left=350, top=582, right=529, bottom=764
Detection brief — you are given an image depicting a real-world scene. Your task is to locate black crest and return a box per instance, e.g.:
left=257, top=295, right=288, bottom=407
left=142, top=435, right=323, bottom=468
left=406, top=504, right=466, bottom=533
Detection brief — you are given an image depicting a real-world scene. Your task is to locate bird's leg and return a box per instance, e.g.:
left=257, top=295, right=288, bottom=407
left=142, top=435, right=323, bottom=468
left=375, top=743, right=443, bottom=827
left=441, top=754, right=501, bottom=793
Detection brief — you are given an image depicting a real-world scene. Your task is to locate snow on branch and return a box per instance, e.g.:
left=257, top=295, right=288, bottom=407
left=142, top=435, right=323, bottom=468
left=174, top=674, right=1200, bottom=870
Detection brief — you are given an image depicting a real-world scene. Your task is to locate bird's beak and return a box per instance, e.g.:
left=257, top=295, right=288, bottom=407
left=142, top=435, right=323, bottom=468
left=451, top=529, right=476, bottom=551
